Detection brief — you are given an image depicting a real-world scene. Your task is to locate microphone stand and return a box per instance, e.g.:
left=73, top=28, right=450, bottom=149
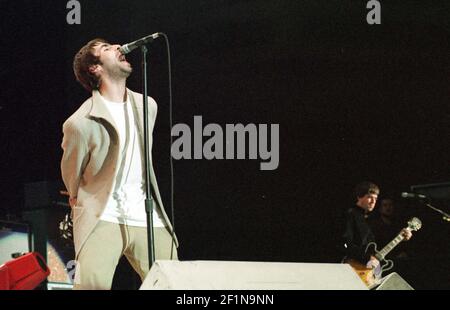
left=141, top=45, right=156, bottom=269
left=425, top=202, right=450, bottom=222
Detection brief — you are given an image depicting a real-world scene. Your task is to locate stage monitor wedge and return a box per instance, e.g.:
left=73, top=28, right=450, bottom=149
left=140, top=260, right=368, bottom=290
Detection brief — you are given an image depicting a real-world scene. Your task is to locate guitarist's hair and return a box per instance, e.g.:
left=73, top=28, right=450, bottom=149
left=354, top=181, right=380, bottom=199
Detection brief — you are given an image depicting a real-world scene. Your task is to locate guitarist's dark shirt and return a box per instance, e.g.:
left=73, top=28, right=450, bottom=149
left=342, top=206, right=376, bottom=263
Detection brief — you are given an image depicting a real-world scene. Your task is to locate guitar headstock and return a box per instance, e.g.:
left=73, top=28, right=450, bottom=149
left=407, top=217, right=422, bottom=231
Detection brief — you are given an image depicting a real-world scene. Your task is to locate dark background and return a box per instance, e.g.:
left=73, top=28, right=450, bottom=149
left=0, top=1, right=449, bottom=289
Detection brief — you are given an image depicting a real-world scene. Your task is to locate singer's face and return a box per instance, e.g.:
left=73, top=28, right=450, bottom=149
left=93, top=42, right=132, bottom=78
left=356, top=193, right=378, bottom=212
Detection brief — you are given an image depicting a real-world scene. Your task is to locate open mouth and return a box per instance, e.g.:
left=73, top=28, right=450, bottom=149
left=119, top=54, right=127, bottom=62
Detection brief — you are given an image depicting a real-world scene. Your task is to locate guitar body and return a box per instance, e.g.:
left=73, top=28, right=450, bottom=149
left=344, top=259, right=378, bottom=287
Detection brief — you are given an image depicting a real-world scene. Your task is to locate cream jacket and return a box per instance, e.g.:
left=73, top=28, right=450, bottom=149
left=61, top=89, right=178, bottom=258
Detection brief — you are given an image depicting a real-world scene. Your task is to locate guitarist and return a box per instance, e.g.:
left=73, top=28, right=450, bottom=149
left=342, top=182, right=412, bottom=270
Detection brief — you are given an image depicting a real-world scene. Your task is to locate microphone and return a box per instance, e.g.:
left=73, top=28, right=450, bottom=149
left=119, top=33, right=161, bottom=55
left=401, top=192, right=427, bottom=199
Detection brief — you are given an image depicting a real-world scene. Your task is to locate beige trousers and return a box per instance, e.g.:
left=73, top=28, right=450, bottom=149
left=73, top=220, right=177, bottom=290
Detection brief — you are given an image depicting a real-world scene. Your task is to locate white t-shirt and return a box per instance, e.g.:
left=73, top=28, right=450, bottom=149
left=99, top=94, right=165, bottom=227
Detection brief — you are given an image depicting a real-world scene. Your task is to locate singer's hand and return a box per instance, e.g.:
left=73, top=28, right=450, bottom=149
left=60, top=190, right=76, bottom=208
left=401, top=228, right=412, bottom=241
left=69, top=197, right=77, bottom=209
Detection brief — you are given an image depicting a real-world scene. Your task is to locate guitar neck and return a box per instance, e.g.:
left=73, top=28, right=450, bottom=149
left=375, top=231, right=405, bottom=260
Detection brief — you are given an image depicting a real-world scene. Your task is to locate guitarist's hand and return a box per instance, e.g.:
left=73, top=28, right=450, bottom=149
left=366, top=256, right=380, bottom=269
left=401, top=228, right=412, bottom=241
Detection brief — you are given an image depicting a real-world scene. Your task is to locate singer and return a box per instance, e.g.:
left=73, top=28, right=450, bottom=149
left=61, top=38, right=178, bottom=290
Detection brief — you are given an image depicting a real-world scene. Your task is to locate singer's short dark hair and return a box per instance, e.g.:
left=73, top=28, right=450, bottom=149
left=354, top=181, right=380, bottom=199
left=73, top=38, right=109, bottom=92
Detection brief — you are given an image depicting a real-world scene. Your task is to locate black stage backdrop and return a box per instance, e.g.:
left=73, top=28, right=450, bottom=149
left=0, top=1, right=449, bottom=289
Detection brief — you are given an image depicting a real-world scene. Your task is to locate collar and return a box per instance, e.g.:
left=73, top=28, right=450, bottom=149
left=89, top=89, right=145, bottom=139
left=353, top=204, right=371, bottom=217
